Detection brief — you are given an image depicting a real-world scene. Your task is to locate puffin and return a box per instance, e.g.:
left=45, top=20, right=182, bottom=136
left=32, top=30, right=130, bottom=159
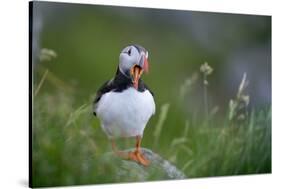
left=93, top=44, right=156, bottom=166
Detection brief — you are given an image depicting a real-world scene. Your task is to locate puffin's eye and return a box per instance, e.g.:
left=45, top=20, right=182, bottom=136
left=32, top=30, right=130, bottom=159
left=128, top=48, right=131, bottom=56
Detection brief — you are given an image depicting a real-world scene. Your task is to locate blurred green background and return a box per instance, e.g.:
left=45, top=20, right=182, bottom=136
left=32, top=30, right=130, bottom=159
left=31, top=1, right=271, bottom=187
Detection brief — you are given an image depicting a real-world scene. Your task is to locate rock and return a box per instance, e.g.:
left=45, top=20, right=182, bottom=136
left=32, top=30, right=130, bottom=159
left=99, top=148, right=186, bottom=182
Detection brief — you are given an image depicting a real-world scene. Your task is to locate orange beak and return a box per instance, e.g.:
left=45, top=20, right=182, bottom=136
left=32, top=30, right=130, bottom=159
left=143, top=56, right=149, bottom=73
left=131, top=65, right=143, bottom=89
left=130, top=55, right=149, bottom=89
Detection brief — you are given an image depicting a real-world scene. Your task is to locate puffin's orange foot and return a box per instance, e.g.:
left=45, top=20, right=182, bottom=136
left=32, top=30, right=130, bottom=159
left=128, top=150, right=150, bottom=166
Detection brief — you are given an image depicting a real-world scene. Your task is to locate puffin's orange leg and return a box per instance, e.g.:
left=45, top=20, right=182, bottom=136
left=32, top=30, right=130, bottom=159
left=128, top=136, right=150, bottom=166
left=111, top=137, right=150, bottom=166
left=111, top=139, right=128, bottom=159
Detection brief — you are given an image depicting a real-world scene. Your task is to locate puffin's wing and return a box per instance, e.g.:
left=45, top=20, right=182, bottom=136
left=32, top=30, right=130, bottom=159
left=93, top=79, right=114, bottom=116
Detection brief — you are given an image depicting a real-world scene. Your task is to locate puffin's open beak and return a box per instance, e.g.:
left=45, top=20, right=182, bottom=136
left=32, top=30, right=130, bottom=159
left=130, top=55, right=149, bottom=89
left=131, top=65, right=143, bottom=89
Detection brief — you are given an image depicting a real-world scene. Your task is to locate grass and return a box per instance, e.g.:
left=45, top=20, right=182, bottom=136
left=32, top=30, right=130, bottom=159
left=32, top=66, right=271, bottom=187
left=169, top=108, right=271, bottom=177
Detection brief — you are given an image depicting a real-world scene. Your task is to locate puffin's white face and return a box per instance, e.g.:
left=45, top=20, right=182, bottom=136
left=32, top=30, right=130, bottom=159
left=119, top=45, right=149, bottom=89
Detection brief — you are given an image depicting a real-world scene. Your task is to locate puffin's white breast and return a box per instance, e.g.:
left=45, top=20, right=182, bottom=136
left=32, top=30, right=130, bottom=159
left=96, top=87, right=155, bottom=138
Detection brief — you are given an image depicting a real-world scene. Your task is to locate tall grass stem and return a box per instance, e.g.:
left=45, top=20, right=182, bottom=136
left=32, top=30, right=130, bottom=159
left=203, top=74, right=209, bottom=121
left=34, top=69, right=49, bottom=96
left=153, top=103, right=170, bottom=148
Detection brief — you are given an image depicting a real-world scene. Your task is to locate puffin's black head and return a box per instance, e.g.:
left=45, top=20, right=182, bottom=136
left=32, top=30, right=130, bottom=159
left=119, top=44, right=149, bottom=89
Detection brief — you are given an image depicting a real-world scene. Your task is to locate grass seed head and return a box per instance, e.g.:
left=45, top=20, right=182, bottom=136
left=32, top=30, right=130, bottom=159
left=228, top=72, right=250, bottom=122
left=200, top=62, right=213, bottom=76
left=39, top=48, right=57, bottom=62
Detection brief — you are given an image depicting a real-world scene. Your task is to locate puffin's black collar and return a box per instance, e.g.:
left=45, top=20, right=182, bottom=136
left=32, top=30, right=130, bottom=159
left=114, top=68, right=146, bottom=92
